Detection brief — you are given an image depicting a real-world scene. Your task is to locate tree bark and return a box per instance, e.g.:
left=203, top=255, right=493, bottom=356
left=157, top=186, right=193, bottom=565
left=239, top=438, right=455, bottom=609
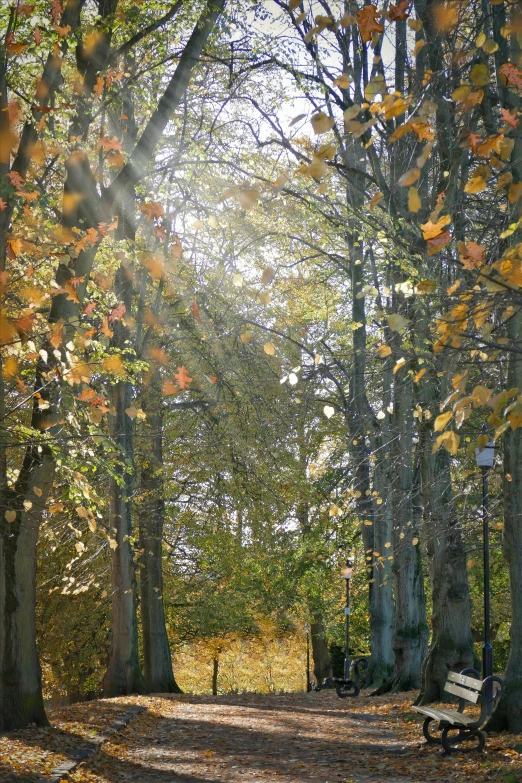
left=102, top=374, right=146, bottom=697
left=212, top=656, right=219, bottom=696
left=375, top=366, right=428, bottom=693
left=310, top=614, right=332, bottom=685
left=486, top=312, right=522, bottom=733
left=139, top=372, right=181, bottom=693
left=416, top=368, right=473, bottom=705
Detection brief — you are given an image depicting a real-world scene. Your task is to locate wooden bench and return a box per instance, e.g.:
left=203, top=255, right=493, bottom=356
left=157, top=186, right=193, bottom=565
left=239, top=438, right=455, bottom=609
left=413, top=669, right=504, bottom=754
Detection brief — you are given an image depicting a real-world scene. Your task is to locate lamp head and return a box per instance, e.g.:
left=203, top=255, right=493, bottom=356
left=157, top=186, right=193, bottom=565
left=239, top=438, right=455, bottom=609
left=342, top=559, right=353, bottom=580
left=475, top=427, right=495, bottom=468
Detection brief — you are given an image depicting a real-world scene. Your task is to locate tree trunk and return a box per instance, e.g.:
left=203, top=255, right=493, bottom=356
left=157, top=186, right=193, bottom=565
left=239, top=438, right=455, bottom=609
left=102, top=377, right=146, bottom=697
left=310, top=614, right=332, bottom=685
left=345, top=230, right=394, bottom=687
left=212, top=656, right=219, bottom=696
left=139, top=373, right=181, bottom=693
left=416, top=370, right=473, bottom=705
left=486, top=0, right=522, bottom=733
left=486, top=309, right=522, bottom=733
left=375, top=366, right=428, bottom=693
left=0, top=454, right=55, bottom=730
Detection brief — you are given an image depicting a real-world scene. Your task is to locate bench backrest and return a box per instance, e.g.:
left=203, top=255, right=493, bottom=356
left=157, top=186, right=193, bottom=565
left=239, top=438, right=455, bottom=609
left=444, top=671, right=483, bottom=703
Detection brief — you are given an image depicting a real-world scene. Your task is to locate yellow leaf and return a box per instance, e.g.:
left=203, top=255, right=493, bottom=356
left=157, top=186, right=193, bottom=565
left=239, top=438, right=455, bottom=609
left=414, top=368, right=427, bottom=383
left=387, top=313, right=410, bottom=332
left=393, top=357, right=406, bottom=374
left=4, top=509, right=16, bottom=523
left=434, top=411, right=453, bottom=431
left=311, top=112, right=335, bottom=134
left=109, top=539, right=118, bottom=550
left=33, top=487, right=43, bottom=497
left=464, top=175, right=487, bottom=194
left=333, top=74, right=351, bottom=89
left=432, top=430, right=460, bottom=454
left=240, top=330, right=253, bottom=343
left=344, top=105, right=361, bottom=122
left=102, top=355, right=126, bottom=376
left=369, top=192, right=383, bottom=211
left=421, top=214, right=451, bottom=240
left=329, top=504, right=340, bottom=516
left=470, top=63, right=489, bottom=87
left=482, top=39, right=498, bottom=54
left=264, top=342, right=275, bottom=355
left=408, top=186, right=421, bottom=212
left=125, top=406, right=138, bottom=419
left=397, top=167, right=420, bottom=187
left=88, top=518, right=97, bottom=532
left=508, top=182, right=522, bottom=204
left=471, top=385, right=492, bottom=407
left=376, top=344, right=392, bottom=357
left=262, top=266, right=276, bottom=284
left=239, top=186, right=260, bottom=210
left=412, top=537, right=419, bottom=545
left=452, top=85, right=471, bottom=102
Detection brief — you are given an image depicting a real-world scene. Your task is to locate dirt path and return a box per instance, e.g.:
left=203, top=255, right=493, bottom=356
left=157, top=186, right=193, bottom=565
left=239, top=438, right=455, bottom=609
left=60, top=692, right=519, bottom=783
left=2, top=691, right=520, bottom=782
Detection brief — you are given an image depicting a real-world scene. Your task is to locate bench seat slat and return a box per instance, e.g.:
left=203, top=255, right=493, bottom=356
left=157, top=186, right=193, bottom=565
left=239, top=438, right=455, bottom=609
left=444, top=681, right=480, bottom=703
left=447, top=671, right=483, bottom=690
left=413, top=706, right=476, bottom=726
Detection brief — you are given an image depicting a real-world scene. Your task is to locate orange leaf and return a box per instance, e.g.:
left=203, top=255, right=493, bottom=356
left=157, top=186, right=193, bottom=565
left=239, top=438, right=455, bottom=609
left=388, top=0, right=411, bottom=21
left=421, top=215, right=451, bottom=240
left=98, top=136, right=123, bottom=152
left=458, top=241, right=485, bottom=270
left=174, top=366, right=192, bottom=390
left=356, top=4, right=384, bottom=43
left=499, top=62, right=522, bottom=91
left=141, top=201, right=165, bottom=220
left=191, top=300, right=202, bottom=323
left=500, top=108, right=519, bottom=129
left=427, top=230, right=451, bottom=255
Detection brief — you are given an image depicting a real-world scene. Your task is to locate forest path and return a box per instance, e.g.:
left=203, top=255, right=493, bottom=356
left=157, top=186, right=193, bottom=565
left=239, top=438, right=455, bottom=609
left=61, top=691, right=517, bottom=783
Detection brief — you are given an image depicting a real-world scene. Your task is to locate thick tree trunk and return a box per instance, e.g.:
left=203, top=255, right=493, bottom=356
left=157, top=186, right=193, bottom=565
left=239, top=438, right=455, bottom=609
left=486, top=0, right=522, bottom=733
left=346, top=231, right=394, bottom=687
left=368, top=448, right=395, bottom=685
left=375, top=367, right=428, bottom=694
left=102, top=378, right=146, bottom=697
left=0, top=454, right=54, bottom=730
left=416, top=371, right=473, bottom=705
left=139, top=374, right=181, bottom=693
left=486, top=309, right=522, bottom=733
left=310, top=614, right=332, bottom=685
left=212, top=657, right=219, bottom=696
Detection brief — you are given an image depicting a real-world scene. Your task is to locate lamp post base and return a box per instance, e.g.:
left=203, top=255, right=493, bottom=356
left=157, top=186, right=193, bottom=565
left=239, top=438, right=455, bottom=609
left=334, top=656, right=368, bottom=698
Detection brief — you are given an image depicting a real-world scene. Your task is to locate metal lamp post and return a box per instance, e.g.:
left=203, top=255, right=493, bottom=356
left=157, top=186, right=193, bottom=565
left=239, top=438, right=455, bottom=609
left=335, top=559, right=367, bottom=698
left=475, top=432, right=495, bottom=683
left=342, top=560, right=353, bottom=680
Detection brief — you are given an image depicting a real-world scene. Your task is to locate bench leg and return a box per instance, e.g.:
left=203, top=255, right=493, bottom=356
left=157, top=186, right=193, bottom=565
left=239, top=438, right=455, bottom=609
left=441, top=726, right=486, bottom=755
left=422, top=717, right=442, bottom=745
left=335, top=679, right=360, bottom=698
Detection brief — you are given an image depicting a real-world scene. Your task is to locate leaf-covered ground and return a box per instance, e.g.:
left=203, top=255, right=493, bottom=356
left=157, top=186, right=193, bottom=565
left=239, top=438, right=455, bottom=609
left=1, top=692, right=521, bottom=783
